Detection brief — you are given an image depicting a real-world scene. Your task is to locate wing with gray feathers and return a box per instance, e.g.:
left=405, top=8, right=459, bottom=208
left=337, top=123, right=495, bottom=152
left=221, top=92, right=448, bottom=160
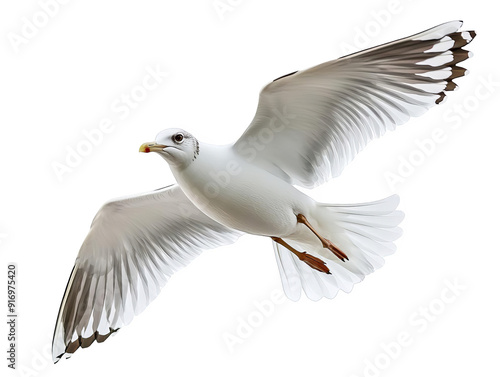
left=233, top=21, right=475, bottom=188
left=52, top=184, right=242, bottom=362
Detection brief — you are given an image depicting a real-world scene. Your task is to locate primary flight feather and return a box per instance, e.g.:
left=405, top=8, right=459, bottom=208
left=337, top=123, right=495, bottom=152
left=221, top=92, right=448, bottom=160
left=52, top=21, right=475, bottom=362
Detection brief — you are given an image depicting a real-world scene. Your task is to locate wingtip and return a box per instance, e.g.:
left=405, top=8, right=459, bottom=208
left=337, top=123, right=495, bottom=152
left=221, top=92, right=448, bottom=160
left=52, top=328, right=120, bottom=363
left=442, top=20, right=463, bottom=31
left=435, top=91, right=447, bottom=104
left=52, top=352, right=69, bottom=364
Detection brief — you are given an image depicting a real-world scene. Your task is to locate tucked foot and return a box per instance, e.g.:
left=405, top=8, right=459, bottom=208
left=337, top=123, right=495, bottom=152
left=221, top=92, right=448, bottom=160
left=271, top=236, right=331, bottom=274
left=297, top=213, right=349, bottom=262
left=322, top=239, right=349, bottom=262
left=296, top=251, right=331, bottom=274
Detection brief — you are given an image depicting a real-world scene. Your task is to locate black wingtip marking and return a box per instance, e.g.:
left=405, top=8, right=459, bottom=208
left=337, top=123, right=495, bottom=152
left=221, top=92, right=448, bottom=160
left=445, top=81, right=458, bottom=91
left=449, top=66, right=468, bottom=80
left=58, top=328, right=120, bottom=362
left=273, top=70, right=298, bottom=82
left=435, top=92, right=446, bottom=104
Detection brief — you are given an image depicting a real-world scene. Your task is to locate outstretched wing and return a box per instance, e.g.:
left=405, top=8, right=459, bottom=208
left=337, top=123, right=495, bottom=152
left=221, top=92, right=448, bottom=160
left=52, top=184, right=242, bottom=362
left=233, top=21, right=475, bottom=188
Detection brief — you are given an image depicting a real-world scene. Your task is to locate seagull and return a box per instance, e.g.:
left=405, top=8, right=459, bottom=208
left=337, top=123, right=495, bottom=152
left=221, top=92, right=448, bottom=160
left=52, top=20, right=475, bottom=362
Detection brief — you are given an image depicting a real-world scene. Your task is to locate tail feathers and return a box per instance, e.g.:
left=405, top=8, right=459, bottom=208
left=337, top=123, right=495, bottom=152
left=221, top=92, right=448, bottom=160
left=274, top=195, right=404, bottom=301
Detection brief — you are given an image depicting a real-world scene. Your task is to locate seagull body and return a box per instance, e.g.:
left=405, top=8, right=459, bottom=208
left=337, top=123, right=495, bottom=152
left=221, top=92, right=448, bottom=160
left=52, top=21, right=475, bottom=362
left=169, top=141, right=312, bottom=237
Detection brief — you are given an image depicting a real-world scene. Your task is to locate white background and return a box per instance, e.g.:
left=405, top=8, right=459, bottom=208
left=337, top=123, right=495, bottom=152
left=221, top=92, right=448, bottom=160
left=1, top=1, right=498, bottom=376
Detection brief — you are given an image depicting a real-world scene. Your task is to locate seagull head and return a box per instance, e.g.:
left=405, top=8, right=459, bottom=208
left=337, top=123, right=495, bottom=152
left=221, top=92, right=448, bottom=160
left=139, top=128, right=199, bottom=167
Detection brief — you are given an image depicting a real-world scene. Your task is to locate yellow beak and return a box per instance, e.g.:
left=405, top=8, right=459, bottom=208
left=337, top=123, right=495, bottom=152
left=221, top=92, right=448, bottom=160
left=139, top=142, right=168, bottom=153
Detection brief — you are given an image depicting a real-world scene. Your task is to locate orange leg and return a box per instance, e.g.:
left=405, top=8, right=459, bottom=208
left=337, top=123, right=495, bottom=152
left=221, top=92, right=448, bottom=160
left=271, top=237, right=330, bottom=274
left=296, top=214, right=349, bottom=262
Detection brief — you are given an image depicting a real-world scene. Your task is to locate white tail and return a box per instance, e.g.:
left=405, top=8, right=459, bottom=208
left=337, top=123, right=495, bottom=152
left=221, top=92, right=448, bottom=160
left=273, top=195, right=404, bottom=301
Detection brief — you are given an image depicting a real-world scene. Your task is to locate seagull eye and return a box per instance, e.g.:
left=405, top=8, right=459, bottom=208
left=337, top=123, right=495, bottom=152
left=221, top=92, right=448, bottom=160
left=173, top=133, right=184, bottom=143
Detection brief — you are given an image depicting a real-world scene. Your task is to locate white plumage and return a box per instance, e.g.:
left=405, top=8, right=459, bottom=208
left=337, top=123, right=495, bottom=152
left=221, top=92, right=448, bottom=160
left=52, top=21, right=475, bottom=362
